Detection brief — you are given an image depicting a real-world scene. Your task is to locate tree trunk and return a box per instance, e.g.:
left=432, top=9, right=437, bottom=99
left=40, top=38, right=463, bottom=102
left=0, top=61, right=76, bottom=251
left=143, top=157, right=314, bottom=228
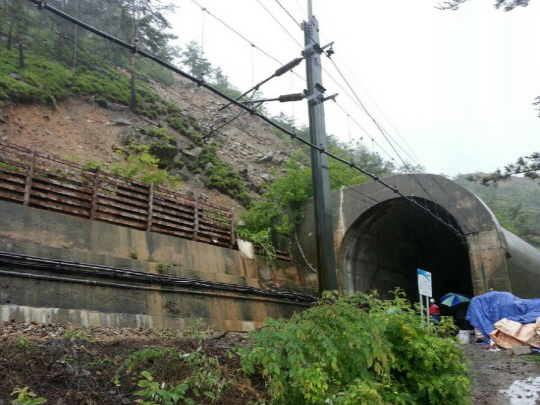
left=17, top=0, right=24, bottom=69
left=71, top=0, right=80, bottom=78
left=7, top=13, right=14, bottom=51
left=130, top=0, right=137, bottom=110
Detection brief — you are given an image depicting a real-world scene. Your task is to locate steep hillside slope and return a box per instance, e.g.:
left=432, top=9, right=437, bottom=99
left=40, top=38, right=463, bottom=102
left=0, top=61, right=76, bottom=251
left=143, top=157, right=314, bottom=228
left=0, top=76, right=296, bottom=210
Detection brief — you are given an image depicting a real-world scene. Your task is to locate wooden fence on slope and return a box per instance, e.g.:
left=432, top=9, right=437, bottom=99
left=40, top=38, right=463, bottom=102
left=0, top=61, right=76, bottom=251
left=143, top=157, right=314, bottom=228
left=0, top=142, right=292, bottom=261
left=0, top=141, right=236, bottom=248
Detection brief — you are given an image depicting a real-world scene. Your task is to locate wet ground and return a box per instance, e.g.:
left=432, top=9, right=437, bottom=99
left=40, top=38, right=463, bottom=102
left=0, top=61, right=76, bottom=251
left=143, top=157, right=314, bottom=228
left=465, top=344, right=540, bottom=404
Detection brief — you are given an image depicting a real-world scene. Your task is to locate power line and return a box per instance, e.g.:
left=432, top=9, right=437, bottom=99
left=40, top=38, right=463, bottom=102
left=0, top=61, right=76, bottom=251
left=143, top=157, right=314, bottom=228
left=327, top=56, right=423, bottom=169
left=256, top=0, right=303, bottom=48
left=324, top=55, right=458, bottom=224
left=330, top=53, right=426, bottom=165
left=274, top=0, right=302, bottom=29
left=185, top=0, right=427, bottom=180
left=189, top=0, right=306, bottom=83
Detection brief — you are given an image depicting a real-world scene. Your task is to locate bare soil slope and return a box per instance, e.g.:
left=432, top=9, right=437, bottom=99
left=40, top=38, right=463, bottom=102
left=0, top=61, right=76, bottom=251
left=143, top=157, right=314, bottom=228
left=0, top=75, right=298, bottom=209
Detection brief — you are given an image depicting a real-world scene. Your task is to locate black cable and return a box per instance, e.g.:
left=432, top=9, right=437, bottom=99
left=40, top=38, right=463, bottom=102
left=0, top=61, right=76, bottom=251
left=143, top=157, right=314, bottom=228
left=6, top=12, right=377, bottom=210
left=0, top=251, right=316, bottom=304
left=217, top=56, right=304, bottom=113
left=274, top=0, right=302, bottom=29
left=181, top=94, right=380, bottom=206
left=189, top=0, right=305, bottom=84
left=326, top=56, right=457, bottom=225
left=333, top=101, right=396, bottom=164
left=1, top=10, right=384, bottom=233
left=256, top=0, right=303, bottom=48
left=325, top=60, right=480, bottom=233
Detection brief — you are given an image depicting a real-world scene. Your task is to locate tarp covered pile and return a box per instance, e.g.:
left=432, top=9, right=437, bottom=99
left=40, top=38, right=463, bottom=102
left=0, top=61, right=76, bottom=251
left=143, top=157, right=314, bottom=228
left=466, top=291, right=540, bottom=349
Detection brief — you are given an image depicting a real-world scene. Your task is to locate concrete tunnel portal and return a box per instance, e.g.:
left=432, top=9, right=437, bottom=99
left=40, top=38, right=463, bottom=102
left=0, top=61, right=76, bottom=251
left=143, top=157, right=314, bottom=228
left=341, top=197, right=473, bottom=302
left=297, top=174, right=540, bottom=300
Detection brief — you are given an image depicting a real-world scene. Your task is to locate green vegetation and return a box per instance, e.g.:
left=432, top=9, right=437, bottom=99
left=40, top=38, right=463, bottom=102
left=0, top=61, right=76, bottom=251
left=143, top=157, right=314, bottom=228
left=1, top=299, right=474, bottom=404
left=237, top=136, right=394, bottom=257
left=0, top=49, right=71, bottom=104
left=133, top=349, right=225, bottom=405
left=62, top=329, right=93, bottom=342
left=455, top=174, right=540, bottom=249
left=111, top=144, right=181, bottom=188
left=10, top=387, right=47, bottom=405
left=155, top=262, right=169, bottom=274
left=239, top=291, right=470, bottom=405
left=115, top=344, right=227, bottom=405
left=194, top=143, right=251, bottom=206
left=2, top=0, right=403, bottom=217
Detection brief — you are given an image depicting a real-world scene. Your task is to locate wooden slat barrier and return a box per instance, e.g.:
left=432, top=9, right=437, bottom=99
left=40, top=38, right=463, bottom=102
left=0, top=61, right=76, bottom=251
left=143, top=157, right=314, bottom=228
left=0, top=142, right=292, bottom=261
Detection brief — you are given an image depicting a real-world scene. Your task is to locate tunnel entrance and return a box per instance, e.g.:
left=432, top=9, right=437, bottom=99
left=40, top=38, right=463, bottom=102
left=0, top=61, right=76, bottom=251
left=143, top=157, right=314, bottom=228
left=340, top=197, right=473, bottom=303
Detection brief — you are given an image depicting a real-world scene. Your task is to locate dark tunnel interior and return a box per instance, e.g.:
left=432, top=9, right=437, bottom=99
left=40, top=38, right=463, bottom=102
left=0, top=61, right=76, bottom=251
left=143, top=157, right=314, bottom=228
left=340, top=197, right=473, bottom=304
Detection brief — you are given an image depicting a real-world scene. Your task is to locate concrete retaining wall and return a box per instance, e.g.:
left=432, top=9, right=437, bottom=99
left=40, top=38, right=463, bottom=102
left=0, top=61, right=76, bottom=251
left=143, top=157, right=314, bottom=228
left=0, top=201, right=317, bottom=330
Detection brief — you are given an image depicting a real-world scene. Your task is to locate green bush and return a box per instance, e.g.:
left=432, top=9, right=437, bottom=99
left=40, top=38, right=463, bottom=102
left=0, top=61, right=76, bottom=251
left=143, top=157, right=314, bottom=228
left=239, top=292, right=470, bottom=405
left=111, top=143, right=180, bottom=188
left=0, top=49, right=71, bottom=104
left=115, top=345, right=226, bottom=405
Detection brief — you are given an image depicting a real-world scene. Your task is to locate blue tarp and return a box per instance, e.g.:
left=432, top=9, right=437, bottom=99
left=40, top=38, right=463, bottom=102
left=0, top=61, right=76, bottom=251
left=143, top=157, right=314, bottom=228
left=465, top=291, right=540, bottom=340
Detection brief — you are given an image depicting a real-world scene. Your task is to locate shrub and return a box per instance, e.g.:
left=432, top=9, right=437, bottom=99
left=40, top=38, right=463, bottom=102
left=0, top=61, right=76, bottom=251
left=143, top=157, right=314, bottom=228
left=239, top=291, right=470, bottom=405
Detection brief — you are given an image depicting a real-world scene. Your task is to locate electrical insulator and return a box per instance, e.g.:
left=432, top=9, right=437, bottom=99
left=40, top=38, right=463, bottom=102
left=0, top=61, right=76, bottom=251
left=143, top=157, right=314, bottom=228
left=278, top=93, right=305, bottom=103
left=275, top=58, right=304, bottom=77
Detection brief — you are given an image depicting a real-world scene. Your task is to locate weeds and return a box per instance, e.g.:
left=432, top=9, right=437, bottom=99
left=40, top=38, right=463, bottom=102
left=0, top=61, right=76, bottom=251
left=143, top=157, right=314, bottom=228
left=10, top=387, right=47, bottom=405
left=62, top=329, right=93, bottom=342
left=155, top=262, right=169, bottom=274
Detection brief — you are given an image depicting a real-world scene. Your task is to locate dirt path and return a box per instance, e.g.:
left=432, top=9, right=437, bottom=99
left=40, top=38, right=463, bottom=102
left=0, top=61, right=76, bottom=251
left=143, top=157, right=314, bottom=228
left=465, top=343, right=540, bottom=404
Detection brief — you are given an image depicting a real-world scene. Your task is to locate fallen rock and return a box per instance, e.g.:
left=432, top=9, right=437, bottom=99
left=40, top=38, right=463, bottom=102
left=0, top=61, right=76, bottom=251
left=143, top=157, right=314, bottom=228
left=8, top=73, right=24, bottom=81
left=184, top=147, right=203, bottom=159
left=169, top=167, right=191, bottom=181
left=114, top=119, right=132, bottom=126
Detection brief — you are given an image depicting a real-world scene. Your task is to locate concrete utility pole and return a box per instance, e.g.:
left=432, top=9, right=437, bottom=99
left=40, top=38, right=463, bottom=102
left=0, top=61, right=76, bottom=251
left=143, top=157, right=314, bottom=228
left=303, top=1, right=339, bottom=294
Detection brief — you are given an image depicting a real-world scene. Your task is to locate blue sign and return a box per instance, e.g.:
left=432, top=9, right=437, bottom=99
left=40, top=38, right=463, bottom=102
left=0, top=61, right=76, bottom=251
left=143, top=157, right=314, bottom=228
left=417, top=269, right=432, bottom=297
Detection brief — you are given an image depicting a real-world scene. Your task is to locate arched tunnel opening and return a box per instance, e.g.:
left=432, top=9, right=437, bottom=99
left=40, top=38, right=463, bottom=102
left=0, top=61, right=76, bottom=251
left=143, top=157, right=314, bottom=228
left=340, top=197, right=473, bottom=304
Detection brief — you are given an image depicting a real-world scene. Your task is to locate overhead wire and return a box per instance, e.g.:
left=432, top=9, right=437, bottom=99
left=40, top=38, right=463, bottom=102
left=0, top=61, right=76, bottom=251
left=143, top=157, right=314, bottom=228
left=273, top=0, right=303, bottom=28
left=329, top=53, right=426, bottom=165
left=1, top=8, right=415, bottom=220
left=325, top=54, right=469, bottom=231
left=189, top=0, right=306, bottom=83
left=255, top=0, right=303, bottom=48
left=321, top=52, right=481, bottom=232
left=203, top=0, right=480, bottom=235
